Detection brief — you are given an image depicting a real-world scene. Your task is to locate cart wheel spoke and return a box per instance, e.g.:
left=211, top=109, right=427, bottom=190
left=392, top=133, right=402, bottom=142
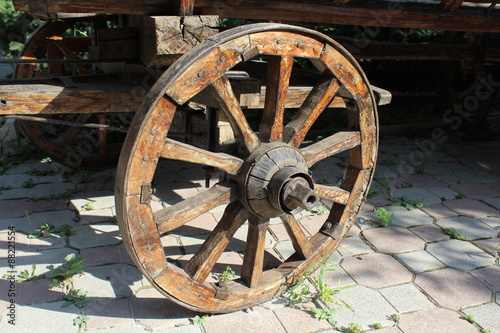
left=185, top=202, right=249, bottom=283
left=314, top=184, right=350, bottom=205
left=259, top=55, right=293, bottom=142
left=283, top=73, right=341, bottom=147
left=60, top=114, right=92, bottom=146
left=241, top=216, right=269, bottom=288
left=281, top=214, right=315, bottom=259
left=161, top=138, right=243, bottom=175
left=300, top=131, right=361, bottom=167
left=211, top=75, right=260, bottom=152
left=155, top=182, right=238, bottom=234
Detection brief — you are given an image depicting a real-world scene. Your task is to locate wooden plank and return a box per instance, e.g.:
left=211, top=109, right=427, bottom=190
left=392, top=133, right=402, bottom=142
left=241, top=216, right=269, bottom=288
left=0, top=81, right=144, bottom=115
left=440, top=0, right=465, bottom=12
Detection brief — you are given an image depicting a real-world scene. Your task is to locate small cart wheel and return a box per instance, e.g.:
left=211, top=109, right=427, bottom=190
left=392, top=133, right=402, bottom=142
left=15, top=19, right=129, bottom=168
left=116, top=23, right=378, bottom=313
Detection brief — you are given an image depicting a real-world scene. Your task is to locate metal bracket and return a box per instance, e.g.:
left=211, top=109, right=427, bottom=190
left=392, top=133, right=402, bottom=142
left=140, top=183, right=152, bottom=204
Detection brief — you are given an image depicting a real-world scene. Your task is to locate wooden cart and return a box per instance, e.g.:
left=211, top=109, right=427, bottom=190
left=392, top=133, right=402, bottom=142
left=1, top=0, right=500, bottom=313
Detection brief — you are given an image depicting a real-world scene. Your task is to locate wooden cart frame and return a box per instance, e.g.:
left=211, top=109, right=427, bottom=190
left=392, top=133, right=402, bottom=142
left=1, top=0, right=500, bottom=313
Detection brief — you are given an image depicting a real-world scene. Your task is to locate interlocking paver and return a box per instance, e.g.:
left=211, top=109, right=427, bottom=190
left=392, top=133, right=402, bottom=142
left=379, top=283, right=434, bottom=313
left=84, top=298, right=135, bottom=330
left=273, top=305, right=332, bottom=333
left=0, top=199, right=33, bottom=219
left=341, top=253, right=413, bottom=289
left=390, top=188, right=442, bottom=206
left=78, top=207, right=115, bottom=224
left=337, top=235, right=374, bottom=256
left=202, top=306, right=287, bottom=333
left=381, top=206, right=434, bottom=228
left=462, top=302, right=500, bottom=333
left=399, top=174, right=447, bottom=188
left=443, top=198, right=499, bottom=218
left=469, top=266, right=500, bottom=292
left=398, top=307, right=477, bottom=333
left=409, top=224, right=449, bottom=242
left=395, top=250, right=445, bottom=273
left=483, top=197, right=500, bottom=211
left=414, top=268, right=492, bottom=309
left=436, top=216, right=498, bottom=240
left=455, top=169, right=500, bottom=183
left=420, top=203, right=458, bottom=219
left=426, top=239, right=495, bottom=271
left=427, top=187, right=459, bottom=200
left=480, top=216, right=500, bottom=230
left=450, top=182, right=500, bottom=200
left=474, top=237, right=500, bottom=256
left=70, top=223, right=121, bottom=249
left=17, top=279, right=65, bottom=305
left=80, top=243, right=135, bottom=267
left=363, top=226, right=426, bottom=253
left=332, top=286, right=397, bottom=331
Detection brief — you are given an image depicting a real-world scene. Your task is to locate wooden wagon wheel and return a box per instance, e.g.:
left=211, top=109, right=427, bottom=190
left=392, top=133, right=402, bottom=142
left=116, top=23, right=378, bottom=313
left=15, top=19, right=129, bottom=168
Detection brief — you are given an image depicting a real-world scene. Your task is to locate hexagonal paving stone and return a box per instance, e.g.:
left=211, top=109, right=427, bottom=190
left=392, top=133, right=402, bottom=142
left=398, top=307, right=477, bottom=333
left=443, top=199, right=499, bottom=218
left=341, top=253, right=413, bottom=289
left=463, top=302, right=500, bottom=333
left=450, top=182, right=500, bottom=200
left=70, top=223, right=121, bottom=249
left=395, top=250, right=446, bottom=273
left=379, top=283, right=434, bottom=313
left=469, top=266, right=500, bottom=292
left=426, top=239, right=495, bottom=271
left=338, top=235, right=374, bottom=256
left=414, top=268, right=492, bottom=310
left=409, top=224, right=450, bottom=242
left=363, top=226, right=426, bottom=254
left=390, top=188, right=442, bottom=206
left=436, top=216, right=497, bottom=240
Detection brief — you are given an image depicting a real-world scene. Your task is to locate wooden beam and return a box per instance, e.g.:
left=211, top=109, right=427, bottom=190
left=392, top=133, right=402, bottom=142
left=0, top=81, right=144, bottom=115
left=439, top=0, right=464, bottom=12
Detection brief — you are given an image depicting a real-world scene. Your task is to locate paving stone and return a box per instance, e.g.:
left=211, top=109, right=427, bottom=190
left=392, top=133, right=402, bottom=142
left=380, top=206, right=434, bottom=228
left=337, top=235, right=374, bottom=256
left=273, top=305, right=332, bottom=333
left=370, top=327, right=402, bottom=333
left=0, top=210, right=76, bottom=234
left=84, top=298, right=135, bottom=330
left=363, top=226, right=425, bottom=254
left=427, top=187, right=459, bottom=200
left=70, top=190, right=116, bottom=212
left=70, top=223, right=121, bottom=249
left=32, top=199, right=68, bottom=212
left=129, top=287, right=196, bottom=330
left=426, top=239, right=495, bottom=271
left=436, top=216, right=498, bottom=240
left=419, top=161, right=453, bottom=176
left=463, top=302, right=500, bottom=333
left=169, top=213, right=217, bottom=237
left=299, top=213, right=328, bottom=236
left=450, top=182, right=500, bottom=200
left=398, top=307, right=477, bottom=333
left=443, top=198, right=499, bottom=218
left=469, top=266, right=500, bottom=292
left=483, top=197, right=500, bottom=211
left=379, top=283, right=435, bottom=313
left=436, top=173, right=464, bottom=185
left=341, top=253, right=413, bottom=289
left=203, top=306, right=286, bottom=333
left=487, top=181, right=500, bottom=193
left=480, top=216, right=500, bottom=231
left=0, top=231, right=66, bottom=258
left=399, top=174, right=447, bottom=188
left=414, top=268, right=492, bottom=309
left=0, top=300, right=80, bottom=333
left=86, top=323, right=150, bottom=333
left=154, top=325, right=204, bottom=333
left=395, top=250, right=446, bottom=273
left=17, top=279, right=65, bottom=305
left=80, top=243, right=135, bottom=267
left=0, top=188, right=29, bottom=200
left=409, top=224, right=449, bottom=242
left=0, top=198, right=33, bottom=219
left=73, top=264, right=143, bottom=300
left=420, top=204, right=459, bottom=219
left=332, top=286, right=396, bottom=331
left=160, top=235, right=184, bottom=260
left=473, top=237, right=500, bottom=257
left=390, top=188, right=442, bottom=206
left=78, top=207, right=115, bottom=224
left=455, top=170, right=500, bottom=183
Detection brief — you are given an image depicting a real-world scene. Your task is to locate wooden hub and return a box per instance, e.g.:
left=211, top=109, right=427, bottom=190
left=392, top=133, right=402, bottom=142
left=238, top=143, right=315, bottom=218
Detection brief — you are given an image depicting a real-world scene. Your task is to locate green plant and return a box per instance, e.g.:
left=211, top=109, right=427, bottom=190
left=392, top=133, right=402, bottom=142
left=465, top=314, right=475, bottom=323
left=455, top=193, right=466, bottom=199
left=373, top=207, right=393, bottom=227
left=287, top=283, right=311, bottom=305
left=367, top=190, right=379, bottom=199
left=27, top=168, right=53, bottom=177
left=389, top=195, right=423, bottom=210
left=216, top=266, right=236, bottom=283
left=28, top=222, right=56, bottom=238
left=62, top=288, right=91, bottom=309
left=2, top=264, right=43, bottom=282
left=382, top=159, right=396, bottom=166
left=444, top=228, right=470, bottom=241
left=0, top=185, right=12, bottom=193
left=81, top=202, right=95, bottom=211
left=312, top=205, right=327, bottom=215
left=46, top=253, right=85, bottom=292
left=318, top=177, right=329, bottom=185
left=190, top=313, right=210, bottom=325
left=73, top=315, right=90, bottom=330
left=21, top=178, right=35, bottom=188
left=310, top=306, right=339, bottom=326
left=56, top=224, right=75, bottom=236
left=372, top=322, right=383, bottom=329
left=41, top=157, right=52, bottom=163
left=391, top=313, right=401, bottom=322
left=345, top=322, right=364, bottom=333
left=480, top=329, right=491, bottom=333
left=76, top=169, right=92, bottom=183
left=29, top=188, right=80, bottom=201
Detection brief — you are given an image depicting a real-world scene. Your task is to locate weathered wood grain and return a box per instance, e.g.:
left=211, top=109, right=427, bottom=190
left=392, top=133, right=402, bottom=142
left=241, top=216, right=269, bottom=288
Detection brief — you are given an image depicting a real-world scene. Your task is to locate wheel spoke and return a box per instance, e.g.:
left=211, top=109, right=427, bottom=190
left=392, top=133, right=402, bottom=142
left=52, top=38, right=90, bottom=75
left=155, top=182, right=238, bottom=235
left=280, top=214, right=315, bottom=259
left=241, top=216, right=269, bottom=288
left=314, top=184, right=350, bottom=205
left=211, top=75, right=260, bottom=152
left=300, top=131, right=361, bottom=167
left=185, top=202, right=249, bottom=283
left=60, top=114, right=92, bottom=146
left=283, top=73, right=341, bottom=147
left=161, top=138, right=243, bottom=175
left=259, top=55, right=293, bottom=142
